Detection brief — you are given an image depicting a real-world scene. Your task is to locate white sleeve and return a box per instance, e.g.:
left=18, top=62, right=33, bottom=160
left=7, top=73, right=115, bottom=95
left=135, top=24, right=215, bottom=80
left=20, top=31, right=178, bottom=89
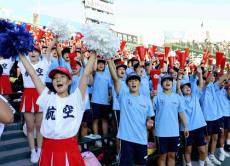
left=36, top=87, right=51, bottom=110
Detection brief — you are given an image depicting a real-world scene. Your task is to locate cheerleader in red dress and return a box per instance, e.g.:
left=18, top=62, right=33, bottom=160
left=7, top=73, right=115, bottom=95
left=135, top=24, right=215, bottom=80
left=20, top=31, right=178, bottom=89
left=18, top=45, right=50, bottom=163
left=0, top=57, right=14, bottom=95
left=19, top=50, right=96, bottom=166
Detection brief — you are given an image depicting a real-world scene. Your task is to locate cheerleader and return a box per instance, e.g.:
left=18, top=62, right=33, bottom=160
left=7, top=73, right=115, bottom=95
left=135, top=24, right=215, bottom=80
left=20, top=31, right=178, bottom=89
left=18, top=45, right=50, bottom=163
left=0, top=57, right=14, bottom=95
left=19, top=50, right=96, bottom=166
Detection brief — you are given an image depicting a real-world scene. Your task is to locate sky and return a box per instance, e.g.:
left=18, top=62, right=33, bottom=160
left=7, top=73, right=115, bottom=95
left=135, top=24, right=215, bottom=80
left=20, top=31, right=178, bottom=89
left=0, top=0, right=230, bottom=45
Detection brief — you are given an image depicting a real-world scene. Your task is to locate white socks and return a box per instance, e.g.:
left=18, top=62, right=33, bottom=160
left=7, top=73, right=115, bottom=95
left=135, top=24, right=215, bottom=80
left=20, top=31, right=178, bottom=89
left=198, top=160, right=205, bottom=166
left=186, top=162, right=192, bottom=166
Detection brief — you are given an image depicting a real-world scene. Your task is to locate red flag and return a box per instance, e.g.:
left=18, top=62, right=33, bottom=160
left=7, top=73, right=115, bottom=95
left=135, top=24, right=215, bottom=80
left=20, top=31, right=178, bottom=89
left=164, top=47, right=170, bottom=58
left=175, top=50, right=181, bottom=60
left=216, top=52, right=224, bottom=67
left=150, top=70, right=161, bottom=91
left=136, top=46, right=147, bottom=61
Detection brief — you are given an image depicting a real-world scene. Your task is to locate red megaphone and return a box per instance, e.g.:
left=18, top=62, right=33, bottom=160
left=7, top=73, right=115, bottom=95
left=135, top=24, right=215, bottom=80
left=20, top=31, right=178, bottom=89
left=164, top=47, right=170, bottom=58
left=220, top=56, right=226, bottom=71
left=120, top=40, right=126, bottom=52
left=208, top=55, right=214, bottom=66
left=150, top=70, right=161, bottom=91
left=184, top=48, right=190, bottom=58
left=227, top=64, right=230, bottom=71
left=136, top=46, right=147, bottom=61
left=201, top=49, right=210, bottom=65
left=157, top=54, right=165, bottom=69
left=216, top=52, right=224, bottom=67
left=178, top=52, right=186, bottom=69
left=69, top=53, right=77, bottom=70
left=168, top=56, right=175, bottom=70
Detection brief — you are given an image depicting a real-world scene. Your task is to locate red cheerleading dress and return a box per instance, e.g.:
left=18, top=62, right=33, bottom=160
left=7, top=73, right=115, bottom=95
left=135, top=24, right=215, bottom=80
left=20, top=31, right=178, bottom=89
left=20, top=88, right=39, bottom=113
left=0, top=75, right=12, bottom=95
left=39, top=137, right=85, bottom=166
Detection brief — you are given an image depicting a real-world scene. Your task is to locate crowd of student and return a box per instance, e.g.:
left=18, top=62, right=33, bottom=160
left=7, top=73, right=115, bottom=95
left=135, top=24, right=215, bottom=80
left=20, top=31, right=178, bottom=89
left=0, top=31, right=230, bottom=166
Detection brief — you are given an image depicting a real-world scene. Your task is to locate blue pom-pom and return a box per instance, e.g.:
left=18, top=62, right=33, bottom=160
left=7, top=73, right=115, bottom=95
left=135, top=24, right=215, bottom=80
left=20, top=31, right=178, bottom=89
left=0, top=24, right=34, bottom=59
left=0, top=19, right=15, bottom=33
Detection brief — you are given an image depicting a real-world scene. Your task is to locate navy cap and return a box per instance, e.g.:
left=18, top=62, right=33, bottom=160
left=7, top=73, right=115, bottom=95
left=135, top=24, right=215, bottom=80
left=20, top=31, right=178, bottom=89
left=180, top=80, right=191, bottom=89
left=126, top=72, right=141, bottom=84
left=161, top=74, right=173, bottom=85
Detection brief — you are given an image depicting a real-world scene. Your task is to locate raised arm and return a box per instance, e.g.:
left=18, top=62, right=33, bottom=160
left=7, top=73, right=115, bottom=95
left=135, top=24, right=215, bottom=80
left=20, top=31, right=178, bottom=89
left=0, top=95, right=14, bottom=124
left=45, top=37, right=57, bottom=62
left=79, top=52, right=96, bottom=98
left=196, top=67, right=203, bottom=90
left=107, top=60, right=121, bottom=95
left=19, top=54, right=46, bottom=95
left=176, top=70, right=183, bottom=94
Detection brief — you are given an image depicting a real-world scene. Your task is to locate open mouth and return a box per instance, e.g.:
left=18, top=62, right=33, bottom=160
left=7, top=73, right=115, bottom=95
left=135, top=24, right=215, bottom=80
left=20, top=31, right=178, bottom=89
left=57, top=84, right=63, bottom=88
left=131, top=85, right=137, bottom=88
left=121, top=72, right=125, bottom=75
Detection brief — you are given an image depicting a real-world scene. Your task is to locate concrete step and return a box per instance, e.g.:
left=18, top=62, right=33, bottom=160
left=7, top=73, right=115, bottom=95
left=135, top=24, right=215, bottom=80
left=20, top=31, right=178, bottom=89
left=0, top=147, right=30, bottom=164
left=0, top=159, right=37, bottom=166
left=4, top=122, right=23, bottom=131
left=0, top=137, right=28, bottom=152
left=1, top=129, right=25, bottom=141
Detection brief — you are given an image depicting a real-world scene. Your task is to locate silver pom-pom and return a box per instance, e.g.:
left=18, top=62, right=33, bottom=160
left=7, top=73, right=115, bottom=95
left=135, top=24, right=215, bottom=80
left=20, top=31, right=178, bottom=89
left=82, top=23, right=120, bottom=59
left=47, top=18, right=73, bottom=41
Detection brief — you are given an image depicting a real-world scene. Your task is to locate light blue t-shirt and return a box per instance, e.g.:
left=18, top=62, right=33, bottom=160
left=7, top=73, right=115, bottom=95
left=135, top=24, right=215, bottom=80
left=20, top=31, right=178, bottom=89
left=59, top=56, right=71, bottom=72
left=140, top=75, right=151, bottom=97
left=153, top=92, right=184, bottom=137
left=117, top=89, right=154, bottom=145
left=180, top=89, right=206, bottom=131
left=91, top=71, right=111, bottom=105
left=200, top=82, right=220, bottom=121
left=214, top=83, right=230, bottom=117
left=111, top=79, right=128, bottom=110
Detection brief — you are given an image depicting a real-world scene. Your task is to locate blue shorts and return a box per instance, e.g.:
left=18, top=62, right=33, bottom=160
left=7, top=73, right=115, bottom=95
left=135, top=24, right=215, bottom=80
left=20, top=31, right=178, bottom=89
left=223, top=117, right=230, bottom=129
left=82, top=109, right=93, bottom=123
left=120, top=140, right=147, bottom=166
left=183, top=127, right=206, bottom=147
left=156, top=137, right=179, bottom=154
left=205, top=119, right=221, bottom=136
left=91, top=103, right=110, bottom=120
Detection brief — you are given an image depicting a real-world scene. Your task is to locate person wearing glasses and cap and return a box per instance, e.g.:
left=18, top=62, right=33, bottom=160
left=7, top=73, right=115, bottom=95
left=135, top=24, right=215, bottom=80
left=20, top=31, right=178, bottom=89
left=18, top=51, right=96, bottom=166
left=153, top=74, right=189, bottom=166
left=108, top=58, right=154, bottom=166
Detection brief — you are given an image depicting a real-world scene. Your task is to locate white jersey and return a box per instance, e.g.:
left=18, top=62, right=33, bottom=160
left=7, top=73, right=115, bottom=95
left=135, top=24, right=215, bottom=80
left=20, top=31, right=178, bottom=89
left=0, top=58, right=14, bottom=75
left=37, top=87, right=85, bottom=139
left=18, top=57, right=49, bottom=88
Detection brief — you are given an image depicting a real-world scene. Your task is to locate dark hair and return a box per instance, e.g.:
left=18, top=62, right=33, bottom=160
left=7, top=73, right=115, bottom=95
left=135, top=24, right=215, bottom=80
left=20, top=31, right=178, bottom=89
left=61, top=48, right=70, bottom=56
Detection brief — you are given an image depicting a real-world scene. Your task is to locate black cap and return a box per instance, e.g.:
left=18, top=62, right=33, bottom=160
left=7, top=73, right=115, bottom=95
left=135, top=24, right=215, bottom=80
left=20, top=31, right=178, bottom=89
left=161, top=74, right=173, bottom=85
left=126, top=72, right=141, bottom=84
